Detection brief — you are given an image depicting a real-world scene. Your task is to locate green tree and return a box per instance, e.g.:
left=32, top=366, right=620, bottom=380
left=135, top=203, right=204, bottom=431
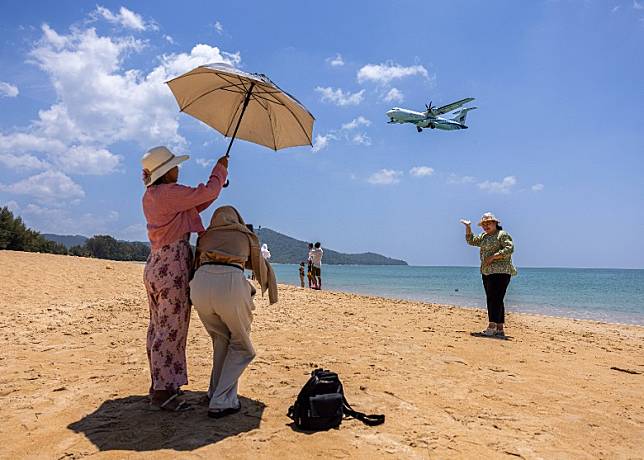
left=0, top=207, right=67, bottom=254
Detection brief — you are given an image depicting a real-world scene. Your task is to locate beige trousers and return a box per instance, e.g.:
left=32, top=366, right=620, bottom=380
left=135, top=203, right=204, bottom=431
left=189, top=265, right=256, bottom=411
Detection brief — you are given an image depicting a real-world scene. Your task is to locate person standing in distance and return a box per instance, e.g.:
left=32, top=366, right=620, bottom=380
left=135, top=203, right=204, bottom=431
left=309, top=242, right=324, bottom=290
left=461, top=213, right=517, bottom=338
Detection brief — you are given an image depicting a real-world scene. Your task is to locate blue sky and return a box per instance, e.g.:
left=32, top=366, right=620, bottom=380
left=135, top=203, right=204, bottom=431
left=1, top=1, right=643, bottom=268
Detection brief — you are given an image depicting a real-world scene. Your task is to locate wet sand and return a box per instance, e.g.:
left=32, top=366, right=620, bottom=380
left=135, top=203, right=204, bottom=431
left=1, top=250, right=643, bottom=459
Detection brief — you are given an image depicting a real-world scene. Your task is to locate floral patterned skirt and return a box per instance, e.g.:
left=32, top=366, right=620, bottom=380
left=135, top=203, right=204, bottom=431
left=143, top=238, right=192, bottom=392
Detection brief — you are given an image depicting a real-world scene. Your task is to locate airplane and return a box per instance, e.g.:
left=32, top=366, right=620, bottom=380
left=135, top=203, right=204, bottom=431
left=386, top=97, right=477, bottom=132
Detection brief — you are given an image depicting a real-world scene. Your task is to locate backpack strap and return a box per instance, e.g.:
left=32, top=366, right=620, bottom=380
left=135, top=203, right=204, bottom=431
left=342, top=396, right=385, bottom=426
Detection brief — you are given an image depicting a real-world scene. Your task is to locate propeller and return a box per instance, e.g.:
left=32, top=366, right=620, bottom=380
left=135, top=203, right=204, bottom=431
left=425, top=101, right=434, bottom=114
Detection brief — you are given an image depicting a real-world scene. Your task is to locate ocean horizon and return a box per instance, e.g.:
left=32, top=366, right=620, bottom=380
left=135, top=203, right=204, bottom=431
left=269, top=264, right=644, bottom=326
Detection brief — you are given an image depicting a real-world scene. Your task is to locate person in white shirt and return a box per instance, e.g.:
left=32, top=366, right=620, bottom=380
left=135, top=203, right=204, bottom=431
left=308, top=242, right=323, bottom=290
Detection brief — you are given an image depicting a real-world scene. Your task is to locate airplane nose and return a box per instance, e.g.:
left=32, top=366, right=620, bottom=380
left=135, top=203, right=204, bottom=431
left=386, top=110, right=395, bottom=117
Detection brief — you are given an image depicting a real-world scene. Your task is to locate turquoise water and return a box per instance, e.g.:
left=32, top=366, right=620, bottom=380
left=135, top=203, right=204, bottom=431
left=270, top=265, right=644, bottom=325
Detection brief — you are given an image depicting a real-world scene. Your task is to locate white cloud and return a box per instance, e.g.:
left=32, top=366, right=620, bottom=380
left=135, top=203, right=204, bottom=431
left=352, top=132, right=371, bottom=146
left=21, top=203, right=119, bottom=236
left=195, top=158, right=214, bottom=168
left=312, top=133, right=336, bottom=152
left=384, top=87, right=404, bottom=103
left=94, top=6, right=148, bottom=31
left=28, top=25, right=240, bottom=149
left=315, top=86, right=365, bottom=106
left=55, top=145, right=121, bottom=175
left=4, top=200, right=20, bottom=212
left=164, top=35, right=175, bottom=44
left=214, top=21, right=224, bottom=35
left=357, top=62, right=430, bottom=85
left=531, top=183, right=544, bottom=192
left=326, top=53, right=344, bottom=67
left=0, top=170, right=84, bottom=202
left=447, top=173, right=476, bottom=185
left=0, top=133, right=121, bottom=175
left=0, top=153, right=49, bottom=171
left=478, top=176, right=517, bottom=194
left=0, top=23, right=242, bottom=188
left=611, top=5, right=621, bottom=12
left=634, top=0, right=644, bottom=10
left=367, top=169, right=403, bottom=185
left=0, top=81, right=19, bottom=97
left=313, top=117, right=372, bottom=151
left=409, top=166, right=434, bottom=177
left=341, top=116, right=371, bottom=130
left=117, top=222, right=147, bottom=241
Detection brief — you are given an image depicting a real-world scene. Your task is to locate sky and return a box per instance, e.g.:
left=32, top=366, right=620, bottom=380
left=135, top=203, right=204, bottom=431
left=1, top=0, right=643, bottom=268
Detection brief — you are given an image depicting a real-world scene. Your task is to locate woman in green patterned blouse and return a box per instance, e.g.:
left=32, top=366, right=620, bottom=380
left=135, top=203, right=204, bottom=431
left=461, top=212, right=517, bottom=338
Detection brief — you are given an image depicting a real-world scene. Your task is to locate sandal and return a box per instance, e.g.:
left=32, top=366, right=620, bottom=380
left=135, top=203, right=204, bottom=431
left=481, top=328, right=496, bottom=336
left=149, top=393, right=192, bottom=412
left=207, top=403, right=241, bottom=419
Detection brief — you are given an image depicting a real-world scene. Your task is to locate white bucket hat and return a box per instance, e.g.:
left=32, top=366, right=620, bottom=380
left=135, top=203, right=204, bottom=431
left=478, top=212, right=501, bottom=226
left=141, top=146, right=189, bottom=187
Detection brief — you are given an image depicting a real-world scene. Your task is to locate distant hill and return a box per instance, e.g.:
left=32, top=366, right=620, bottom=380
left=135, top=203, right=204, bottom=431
left=256, top=227, right=407, bottom=265
left=43, top=228, right=408, bottom=265
left=42, top=234, right=88, bottom=249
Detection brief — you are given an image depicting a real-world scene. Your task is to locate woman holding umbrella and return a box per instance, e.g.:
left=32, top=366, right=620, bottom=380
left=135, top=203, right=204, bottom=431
left=141, top=145, right=228, bottom=411
left=461, top=213, right=517, bottom=338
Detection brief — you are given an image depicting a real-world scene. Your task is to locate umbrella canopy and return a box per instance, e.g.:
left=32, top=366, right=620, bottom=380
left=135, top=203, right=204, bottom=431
left=166, top=63, right=314, bottom=152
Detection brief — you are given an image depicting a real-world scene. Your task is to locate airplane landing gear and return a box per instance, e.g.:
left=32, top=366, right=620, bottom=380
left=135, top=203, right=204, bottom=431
left=429, top=122, right=436, bottom=129
left=416, top=126, right=423, bottom=132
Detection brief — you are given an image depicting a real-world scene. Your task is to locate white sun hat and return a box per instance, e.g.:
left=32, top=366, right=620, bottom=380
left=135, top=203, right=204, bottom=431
left=141, top=146, right=189, bottom=187
left=478, top=212, right=501, bottom=226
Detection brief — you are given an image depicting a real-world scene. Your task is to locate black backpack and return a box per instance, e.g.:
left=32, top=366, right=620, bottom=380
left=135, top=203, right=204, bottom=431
left=287, top=368, right=385, bottom=431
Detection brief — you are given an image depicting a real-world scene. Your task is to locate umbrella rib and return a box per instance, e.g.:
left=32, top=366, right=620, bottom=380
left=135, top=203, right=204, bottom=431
left=252, top=93, right=285, bottom=106
left=248, top=95, right=278, bottom=149
left=218, top=73, right=250, bottom=92
left=224, top=98, right=244, bottom=137
left=281, top=102, right=313, bottom=147
left=250, top=94, right=269, bottom=110
left=265, top=103, right=278, bottom=151
left=180, top=87, right=224, bottom=112
left=223, top=76, right=252, bottom=137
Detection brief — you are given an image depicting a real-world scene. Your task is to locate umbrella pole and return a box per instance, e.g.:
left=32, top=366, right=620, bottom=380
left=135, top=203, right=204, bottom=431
left=224, top=82, right=255, bottom=158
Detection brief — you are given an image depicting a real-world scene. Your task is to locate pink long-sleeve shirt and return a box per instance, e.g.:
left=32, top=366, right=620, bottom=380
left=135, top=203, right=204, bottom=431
left=143, top=163, right=228, bottom=250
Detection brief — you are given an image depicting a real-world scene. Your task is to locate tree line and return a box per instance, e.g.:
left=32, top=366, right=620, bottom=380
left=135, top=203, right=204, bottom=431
left=0, top=206, right=150, bottom=261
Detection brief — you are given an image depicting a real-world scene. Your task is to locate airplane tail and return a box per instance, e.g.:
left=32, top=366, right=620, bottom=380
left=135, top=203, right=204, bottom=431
left=452, top=107, right=477, bottom=125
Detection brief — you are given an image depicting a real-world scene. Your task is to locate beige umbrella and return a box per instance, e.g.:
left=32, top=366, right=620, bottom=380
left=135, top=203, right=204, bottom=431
left=166, top=63, right=315, bottom=158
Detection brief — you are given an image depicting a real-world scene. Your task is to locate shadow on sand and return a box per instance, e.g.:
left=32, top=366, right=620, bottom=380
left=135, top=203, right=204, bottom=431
left=68, top=391, right=265, bottom=452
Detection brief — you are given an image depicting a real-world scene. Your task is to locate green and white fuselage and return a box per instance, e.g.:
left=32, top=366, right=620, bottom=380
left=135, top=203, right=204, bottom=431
left=386, top=97, right=477, bottom=133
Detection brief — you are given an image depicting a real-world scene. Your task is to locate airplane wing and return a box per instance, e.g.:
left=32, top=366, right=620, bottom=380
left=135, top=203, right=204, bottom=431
left=434, top=98, right=475, bottom=115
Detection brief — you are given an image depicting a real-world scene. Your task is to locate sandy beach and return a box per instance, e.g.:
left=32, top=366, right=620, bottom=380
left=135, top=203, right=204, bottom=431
left=1, top=250, right=643, bottom=459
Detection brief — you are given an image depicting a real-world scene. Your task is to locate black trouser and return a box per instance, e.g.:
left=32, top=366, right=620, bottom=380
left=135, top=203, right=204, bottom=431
left=481, top=273, right=511, bottom=324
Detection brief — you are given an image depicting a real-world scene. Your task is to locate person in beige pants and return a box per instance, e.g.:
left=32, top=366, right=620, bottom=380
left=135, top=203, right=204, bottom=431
left=190, top=206, right=277, bottom=418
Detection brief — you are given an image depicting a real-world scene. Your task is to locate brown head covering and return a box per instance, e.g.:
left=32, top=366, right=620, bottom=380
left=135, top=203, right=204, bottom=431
left=195, top=206, right=277, bottom=304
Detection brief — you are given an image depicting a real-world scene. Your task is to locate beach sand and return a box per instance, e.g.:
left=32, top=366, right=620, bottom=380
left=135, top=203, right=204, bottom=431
left=1, top=250, right=643, bottom=459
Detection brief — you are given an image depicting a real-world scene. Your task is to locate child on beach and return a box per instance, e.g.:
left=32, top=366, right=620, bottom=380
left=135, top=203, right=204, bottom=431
left=299, top=262, right=305, bottom=288
left=307, top=260, right=314, bottom=288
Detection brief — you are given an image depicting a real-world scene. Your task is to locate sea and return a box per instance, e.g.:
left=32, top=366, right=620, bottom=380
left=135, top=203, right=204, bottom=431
left=270, top=264, right=644, bottom=326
